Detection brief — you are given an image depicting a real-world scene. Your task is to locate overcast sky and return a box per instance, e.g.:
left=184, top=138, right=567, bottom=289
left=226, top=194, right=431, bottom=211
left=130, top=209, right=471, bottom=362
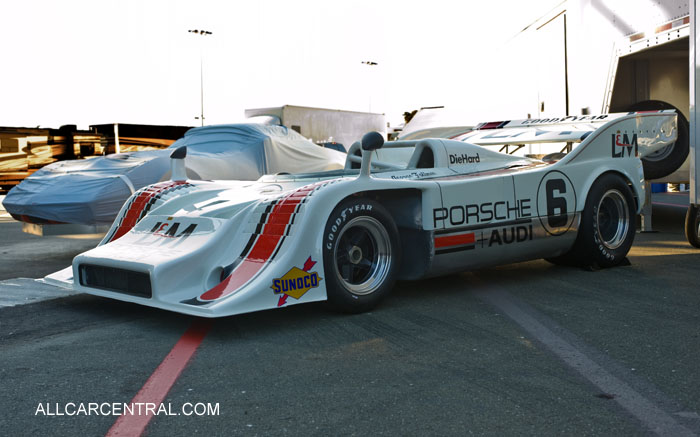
left=0, top=0, right=560, bottom=130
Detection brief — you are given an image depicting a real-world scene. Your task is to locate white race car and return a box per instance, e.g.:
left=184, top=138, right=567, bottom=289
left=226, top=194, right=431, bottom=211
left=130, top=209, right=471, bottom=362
left=47, top=111, right=677, bottom=317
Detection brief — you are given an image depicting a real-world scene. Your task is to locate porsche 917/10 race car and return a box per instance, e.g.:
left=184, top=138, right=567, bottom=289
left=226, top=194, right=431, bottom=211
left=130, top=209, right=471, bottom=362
left=46, top=111, right=677, bottom=317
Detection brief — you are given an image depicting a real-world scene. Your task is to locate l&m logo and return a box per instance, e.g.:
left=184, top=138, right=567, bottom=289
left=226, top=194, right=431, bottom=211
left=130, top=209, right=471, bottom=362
left=272, top=257, right=322, bottom=307
left=612, top=132, right=638, bottom=158
left=150, top=220, right=198, bottom=238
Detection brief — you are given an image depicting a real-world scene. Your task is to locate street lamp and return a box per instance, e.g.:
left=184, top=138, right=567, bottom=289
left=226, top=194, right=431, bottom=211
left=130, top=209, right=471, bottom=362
left=361, top=61, right=378, bottom=113
left=188, top=29, right=213, bottom=126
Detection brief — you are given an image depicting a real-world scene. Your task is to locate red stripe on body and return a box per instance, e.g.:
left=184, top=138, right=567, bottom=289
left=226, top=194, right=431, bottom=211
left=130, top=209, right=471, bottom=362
left=110, top=181, right=187, bottom=242
left=106, top=320, right=210, bottom=437
left=435, top=233, right=475, bottom=248
left=198, top=183, right=322, bottom=302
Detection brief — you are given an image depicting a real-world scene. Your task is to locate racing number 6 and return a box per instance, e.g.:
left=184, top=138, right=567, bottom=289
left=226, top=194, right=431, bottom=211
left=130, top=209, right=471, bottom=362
left=546, top=179, right=568, bottom=228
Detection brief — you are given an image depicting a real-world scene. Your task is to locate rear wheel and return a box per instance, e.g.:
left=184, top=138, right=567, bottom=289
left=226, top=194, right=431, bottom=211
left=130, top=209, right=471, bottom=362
left=323, top=198, right=400, bottom=313
left=686, top=204, right=700, bottom=249
left=547, top=173, right=636, bottom=268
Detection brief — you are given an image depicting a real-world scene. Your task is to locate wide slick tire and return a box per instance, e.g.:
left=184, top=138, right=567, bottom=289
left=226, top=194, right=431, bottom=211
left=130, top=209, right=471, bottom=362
left=686, top=204, right=700, bottom=249
left=548, top=173, right=636, bottom=268
left=322, top=198, right=400, bottom=313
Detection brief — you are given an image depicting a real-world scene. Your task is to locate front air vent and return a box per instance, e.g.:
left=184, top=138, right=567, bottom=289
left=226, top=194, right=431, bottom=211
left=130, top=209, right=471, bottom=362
left=79, top=264, right=152, bottom=298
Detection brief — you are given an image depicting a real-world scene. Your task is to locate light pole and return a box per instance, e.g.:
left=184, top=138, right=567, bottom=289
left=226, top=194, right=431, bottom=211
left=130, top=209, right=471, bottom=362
left=188, top=29, right=213, bottom=126
left=361, top=61, right=378, bottom=113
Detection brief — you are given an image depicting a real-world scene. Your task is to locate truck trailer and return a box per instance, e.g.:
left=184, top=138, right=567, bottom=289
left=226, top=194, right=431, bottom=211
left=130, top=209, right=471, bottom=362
left=502, top=0, right=690, bottom=182
left=245, top=105, right=386, bottom=152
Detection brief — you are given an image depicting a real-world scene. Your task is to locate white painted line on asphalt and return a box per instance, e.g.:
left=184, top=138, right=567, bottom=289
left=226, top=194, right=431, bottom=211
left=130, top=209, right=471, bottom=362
left=0, top=278, right=79, bottom=308
left=475, top=287, right=697, bottom=437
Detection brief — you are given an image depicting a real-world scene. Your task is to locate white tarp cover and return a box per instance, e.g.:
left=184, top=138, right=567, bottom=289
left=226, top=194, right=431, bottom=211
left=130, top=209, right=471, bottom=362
left=398, top=107, right=473, bottom=140
left=3, top=124, right=345, bottom=225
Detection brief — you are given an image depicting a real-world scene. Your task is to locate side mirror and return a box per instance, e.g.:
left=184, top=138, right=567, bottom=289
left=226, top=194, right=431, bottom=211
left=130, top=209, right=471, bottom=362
left=358, top=132, right=384, bottom=178
left=170, top=146, right=187, bottom=160
left=361, top=131, right=384, bottom=151
left=170, top=146, right=188, bottom=181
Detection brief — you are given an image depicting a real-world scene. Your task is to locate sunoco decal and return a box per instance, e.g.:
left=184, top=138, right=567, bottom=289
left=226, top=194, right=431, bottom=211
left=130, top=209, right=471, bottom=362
left=272, top=257, right=322, bottom=307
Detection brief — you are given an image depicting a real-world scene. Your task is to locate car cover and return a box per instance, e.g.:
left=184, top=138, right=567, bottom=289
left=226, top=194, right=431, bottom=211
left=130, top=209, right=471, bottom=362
left=3, top=124, right=345, bottom=225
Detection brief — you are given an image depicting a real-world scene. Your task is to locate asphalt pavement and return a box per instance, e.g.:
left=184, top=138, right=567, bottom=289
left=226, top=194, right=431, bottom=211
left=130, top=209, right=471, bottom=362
left=0, top=201, right=699, bottom=436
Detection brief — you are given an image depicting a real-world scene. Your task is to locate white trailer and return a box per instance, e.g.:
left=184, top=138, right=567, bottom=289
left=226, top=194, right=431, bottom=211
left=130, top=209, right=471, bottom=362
left=245, top=105, right=386, bottom=152
left=503, top=0, right=690, bottom=183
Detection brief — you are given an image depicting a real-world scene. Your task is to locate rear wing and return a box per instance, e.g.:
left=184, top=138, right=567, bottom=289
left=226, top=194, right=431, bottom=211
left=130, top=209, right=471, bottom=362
left=457, top=111, right=673, bottom=147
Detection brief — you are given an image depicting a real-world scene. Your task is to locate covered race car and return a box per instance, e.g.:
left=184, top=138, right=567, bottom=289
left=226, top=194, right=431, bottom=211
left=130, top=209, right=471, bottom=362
left=46, top=111, right=677, bottom=317
left=2, top=124, right=345, bottom=228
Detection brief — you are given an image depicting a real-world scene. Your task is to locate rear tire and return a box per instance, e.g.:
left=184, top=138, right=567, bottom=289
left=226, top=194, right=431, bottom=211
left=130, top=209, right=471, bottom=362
left=547, top=173, right=636, bottom=268
left=322, top=198, right=400, bottom=313
left=686, top=204, right=700, bottom=249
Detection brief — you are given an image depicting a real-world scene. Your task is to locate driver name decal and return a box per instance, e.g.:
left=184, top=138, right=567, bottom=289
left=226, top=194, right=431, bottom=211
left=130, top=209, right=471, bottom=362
left=273, top=257, right=322, bottom=307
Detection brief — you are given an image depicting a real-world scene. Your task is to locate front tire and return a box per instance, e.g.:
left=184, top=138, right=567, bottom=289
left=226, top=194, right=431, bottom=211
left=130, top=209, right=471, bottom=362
left=322, top=198, right=400, bottom=313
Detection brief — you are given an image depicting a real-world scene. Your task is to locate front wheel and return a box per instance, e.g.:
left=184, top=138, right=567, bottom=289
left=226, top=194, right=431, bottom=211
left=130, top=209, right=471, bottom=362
left=322, top=198, right=400, bottom=313
left=686, top=204, right=700, bottom=249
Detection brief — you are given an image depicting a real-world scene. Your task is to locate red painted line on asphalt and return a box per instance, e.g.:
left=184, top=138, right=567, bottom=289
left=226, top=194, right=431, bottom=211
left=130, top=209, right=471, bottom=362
left=106, top=320, right=211, bottom=437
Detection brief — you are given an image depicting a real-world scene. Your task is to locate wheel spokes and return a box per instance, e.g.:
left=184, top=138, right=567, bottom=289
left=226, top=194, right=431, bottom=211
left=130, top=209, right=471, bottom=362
left=332, top=215, right=392, bottom=296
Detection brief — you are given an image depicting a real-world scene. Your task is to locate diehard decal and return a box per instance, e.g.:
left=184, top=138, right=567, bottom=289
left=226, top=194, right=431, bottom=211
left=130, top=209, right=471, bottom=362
left=272, top=257, right=322, bottom=307
left=536, top=171, right=576, bottom=236
left=449, top=153, right=480, bottom=164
